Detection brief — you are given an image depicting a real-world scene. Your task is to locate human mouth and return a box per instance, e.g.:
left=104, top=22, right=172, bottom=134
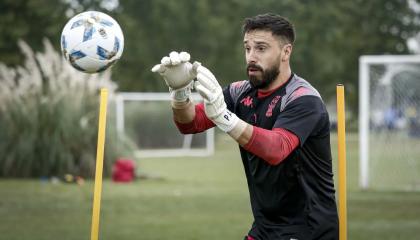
left=247, top=66, right=262, bottom=75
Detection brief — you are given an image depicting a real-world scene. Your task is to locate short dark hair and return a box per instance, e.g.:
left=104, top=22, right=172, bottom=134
left=243, top=13, right=295, bottom=44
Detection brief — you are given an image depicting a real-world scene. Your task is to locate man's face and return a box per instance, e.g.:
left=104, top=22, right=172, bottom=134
left=243, top=30, right=290, bottom=89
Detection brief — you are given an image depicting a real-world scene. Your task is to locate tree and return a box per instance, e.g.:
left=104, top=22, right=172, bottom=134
left=113, top=0, right=420, bottom=115
left=289, top=0, right=420, bottom=113
left=0, top=0, right=117, bottom=66
left=1, top=0, right=419, bottom=116
left=0, top=0, right=69, bottom=65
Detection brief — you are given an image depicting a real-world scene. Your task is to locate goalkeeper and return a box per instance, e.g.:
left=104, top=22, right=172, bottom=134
left=152, top=13, right=338, bottom=240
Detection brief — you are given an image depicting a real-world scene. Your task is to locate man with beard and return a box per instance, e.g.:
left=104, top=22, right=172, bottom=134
left=152, top=13, right=339, bottom=240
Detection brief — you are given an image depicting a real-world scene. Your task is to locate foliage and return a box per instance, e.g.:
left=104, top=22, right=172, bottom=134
left=0, top=0, right=69, bottom=66
left=0, top=39, right=133, bottom=178
left=1, top=0, right=420, bottom=114
left=113, top=0, right=420, bottom=114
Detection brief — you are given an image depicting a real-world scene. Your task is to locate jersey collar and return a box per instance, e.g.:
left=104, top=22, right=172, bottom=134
left=257, top=73, right=294, bottom=99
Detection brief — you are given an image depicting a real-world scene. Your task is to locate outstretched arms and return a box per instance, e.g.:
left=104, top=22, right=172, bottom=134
left=194, top=65, right=299, bottom=164
left=194, top=65, right=251, bottom=143
left=152, top=52, right=299, bottom=165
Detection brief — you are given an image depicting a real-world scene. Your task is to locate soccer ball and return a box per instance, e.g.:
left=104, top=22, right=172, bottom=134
left=60, top=11, right=124, bottom=73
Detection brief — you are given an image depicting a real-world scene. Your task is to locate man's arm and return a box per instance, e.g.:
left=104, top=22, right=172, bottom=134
left=172, top=101, right=216, bottom=134
left=172, top=99, right=196, bottom=124
left=229, top=122, right=253, bottom=144
left=242, top=127, right=299, bottom=165
left=151, top=51, right=200, bottom=115
left=151, top=51, right=213, bottom=133
left=152, top=52, right=299, bottom=164
left=195, top=66, right=299, bottom=165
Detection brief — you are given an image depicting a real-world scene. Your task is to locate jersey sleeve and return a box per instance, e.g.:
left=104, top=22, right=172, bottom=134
left=174, top=103, right=215, bottom=134
left=273, top=96, right=328, bottom=146
left=243, top=127, right=299, bottom=165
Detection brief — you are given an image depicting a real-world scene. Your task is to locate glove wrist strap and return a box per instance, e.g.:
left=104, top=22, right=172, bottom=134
left=170, top=85, right=191, bottom=101
left=213, top=109, right=241, bottom=133
left=171, top=97, right=192, bottom=109
left=228, top=119, right=247, bottom=140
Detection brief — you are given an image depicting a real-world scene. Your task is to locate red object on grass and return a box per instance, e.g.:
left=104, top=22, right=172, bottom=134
left=112, top=159, right=135, bottom=182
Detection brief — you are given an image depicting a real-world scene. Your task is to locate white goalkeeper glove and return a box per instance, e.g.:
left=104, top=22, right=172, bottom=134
left=194, top=66, right=247, bottom=138
left=151, top=51, right=201, bottom=107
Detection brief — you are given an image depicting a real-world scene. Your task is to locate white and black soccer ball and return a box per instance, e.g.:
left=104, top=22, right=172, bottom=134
left=61, top=11, right=124, bottom=73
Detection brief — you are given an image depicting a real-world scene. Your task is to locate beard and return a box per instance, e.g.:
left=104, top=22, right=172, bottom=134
left=247, top=59, right=280, bottom=89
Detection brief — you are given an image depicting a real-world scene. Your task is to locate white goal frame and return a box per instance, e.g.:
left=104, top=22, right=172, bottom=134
left=359, top=54, right=420, bottom=189
left=115, top=92, right=215, bottom=158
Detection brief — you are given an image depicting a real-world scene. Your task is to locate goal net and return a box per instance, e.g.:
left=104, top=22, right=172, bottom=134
left=115, top=92, right=214, bottom=158
left=359, top=55, right=420, bottom=190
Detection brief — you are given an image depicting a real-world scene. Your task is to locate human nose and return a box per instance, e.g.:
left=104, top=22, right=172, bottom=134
left=246, top=49, right=258, bottom=64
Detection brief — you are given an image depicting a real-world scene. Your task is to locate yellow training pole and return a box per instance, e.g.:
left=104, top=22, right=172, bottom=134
left=337, top=84, right=347, bottom=240
left=90, top=88, right=108, bottom=240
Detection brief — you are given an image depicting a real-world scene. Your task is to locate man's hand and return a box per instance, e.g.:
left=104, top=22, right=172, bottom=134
left=151, top=51, right=200, bottom=105
left=194, top=66, right=247, bottom=137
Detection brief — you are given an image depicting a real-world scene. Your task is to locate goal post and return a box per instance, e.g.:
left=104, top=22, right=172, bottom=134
left=115, top=92, right=214, bottom=158
left=359, top=55, right=420, bottom=190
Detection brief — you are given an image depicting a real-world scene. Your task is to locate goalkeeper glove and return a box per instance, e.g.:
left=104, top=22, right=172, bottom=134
left=151, top=51, right=201, bottom=107
left=194, top=66, right=247, bottom=139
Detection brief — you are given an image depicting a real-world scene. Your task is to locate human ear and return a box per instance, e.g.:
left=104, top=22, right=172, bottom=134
left=282, top=44, right=292, bottom=62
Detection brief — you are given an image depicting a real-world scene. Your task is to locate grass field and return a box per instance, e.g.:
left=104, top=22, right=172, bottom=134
left=1, top=133, right=420, bottom=240
left=369, top=132, right=420, bottom=191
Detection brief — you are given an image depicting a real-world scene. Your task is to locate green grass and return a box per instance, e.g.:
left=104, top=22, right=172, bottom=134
left=1, top=133, right=420, bottom=239
left=369, top=132, right=420, bottom=190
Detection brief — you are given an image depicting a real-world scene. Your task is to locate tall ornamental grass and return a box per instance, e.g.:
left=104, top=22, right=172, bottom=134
left=0, top=39, right=133, bottom=178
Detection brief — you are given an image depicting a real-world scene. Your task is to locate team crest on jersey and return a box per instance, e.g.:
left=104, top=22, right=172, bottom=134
left=240, top=96, right=254, bottom=107
left=266, top=95, right=281, bottom=117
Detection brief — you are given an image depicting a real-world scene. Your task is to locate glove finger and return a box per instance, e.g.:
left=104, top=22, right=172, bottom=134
left=197, top=72, right=214, bottom=90
left=191, top=61, right=201, bottom=75
left=151, top=64, right=165, bottom=73
left=193, top=80, right=200, bottom=90
left=194, top=82, right=213, bottom=101
left=197, top=66, right=219, bottom=88
left=179, top=52, right=191, bottom=63
left=161, top=56, right=171, bottom=66
left=169, top=51, right=181, bottom=65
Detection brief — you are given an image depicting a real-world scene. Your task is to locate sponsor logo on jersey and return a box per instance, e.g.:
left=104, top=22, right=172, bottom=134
left=240, top=96, right=254, bottom=107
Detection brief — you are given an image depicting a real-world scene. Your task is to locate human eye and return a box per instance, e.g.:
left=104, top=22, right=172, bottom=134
left=256, top=45, right=267, bottom=52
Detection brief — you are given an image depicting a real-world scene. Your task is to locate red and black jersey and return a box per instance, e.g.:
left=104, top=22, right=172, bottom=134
left=224, top=74, right=338, bottom=239
left=175, top=74, right=338, bottom=239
